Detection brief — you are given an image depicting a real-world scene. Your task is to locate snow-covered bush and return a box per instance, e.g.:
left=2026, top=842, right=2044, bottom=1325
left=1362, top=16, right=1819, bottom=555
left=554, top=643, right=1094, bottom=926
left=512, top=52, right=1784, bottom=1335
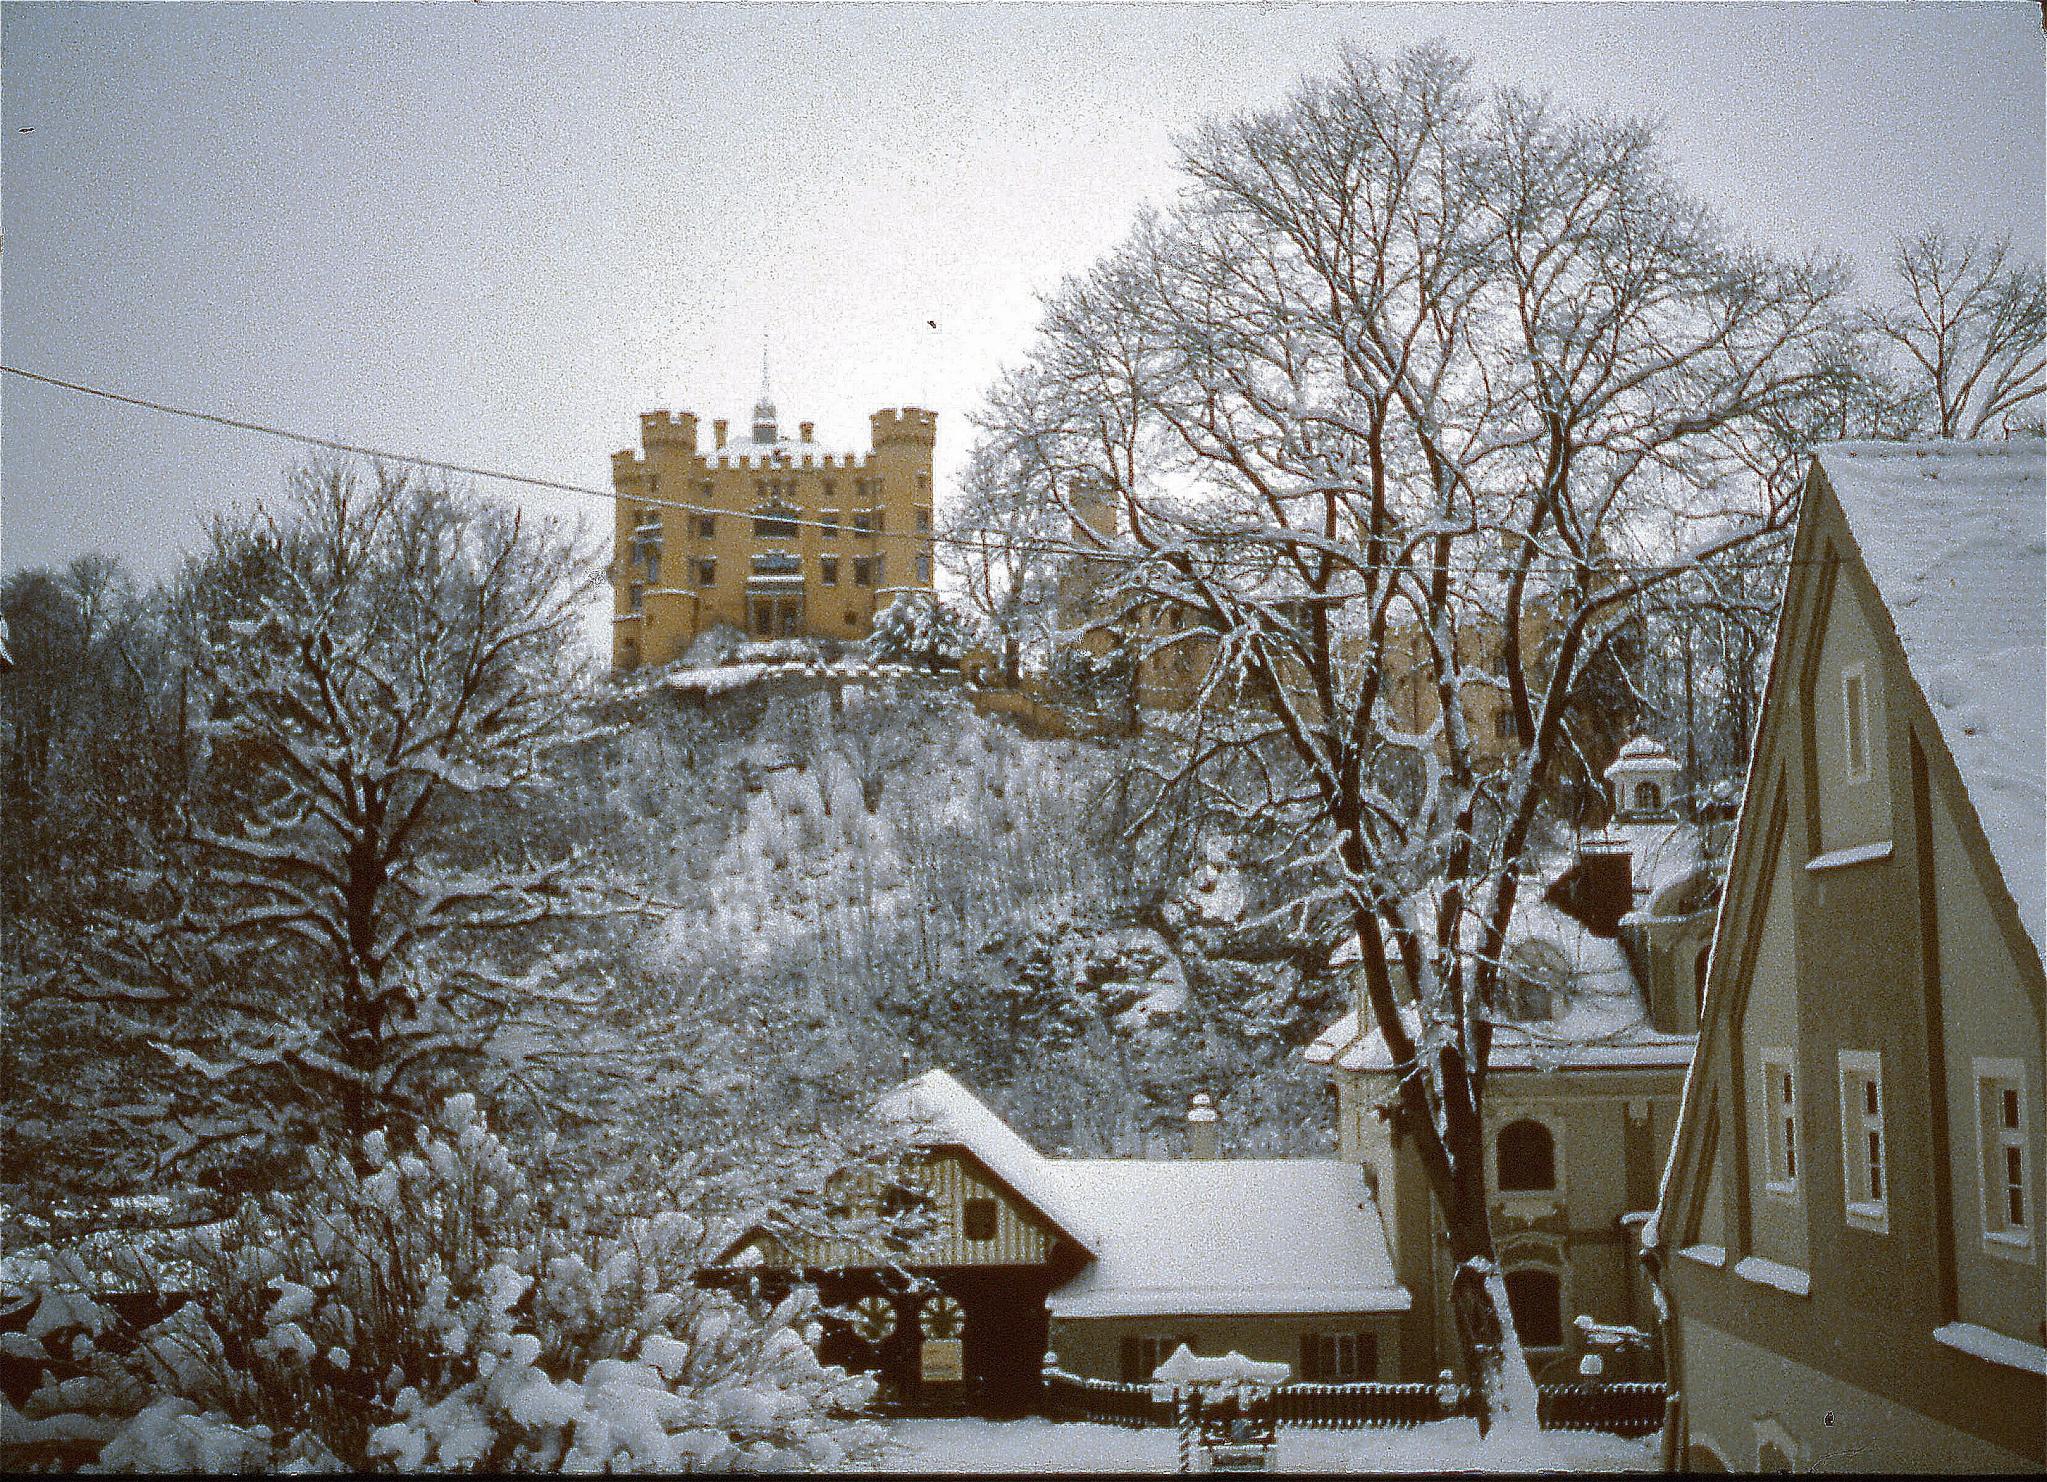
left=864, top=593, right=971, bottom=672
left=6, top=1096, right=883, bottom=1472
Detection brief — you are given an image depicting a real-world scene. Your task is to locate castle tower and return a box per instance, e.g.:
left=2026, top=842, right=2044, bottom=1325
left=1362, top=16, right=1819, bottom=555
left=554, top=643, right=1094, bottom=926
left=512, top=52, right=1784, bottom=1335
left=609, top=375, right=937, bottom=669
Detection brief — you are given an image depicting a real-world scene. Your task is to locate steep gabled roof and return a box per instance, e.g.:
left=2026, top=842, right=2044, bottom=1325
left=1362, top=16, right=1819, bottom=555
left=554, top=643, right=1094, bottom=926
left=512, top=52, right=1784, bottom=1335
left=877, top=1069, right=1100, bottom=1253
left=1817, top=439, right=2045, bottom=950
left=1650, top=439, right=2047, bottom=1253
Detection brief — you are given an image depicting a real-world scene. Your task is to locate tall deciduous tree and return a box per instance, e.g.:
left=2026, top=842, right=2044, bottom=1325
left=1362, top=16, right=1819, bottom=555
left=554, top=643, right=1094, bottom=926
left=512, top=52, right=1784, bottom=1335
left=1868, top=226, right=2046, bottom=438
left=49, top=461, right=626, bottom=1197
left=974, top=43, right=1848, bottom=1426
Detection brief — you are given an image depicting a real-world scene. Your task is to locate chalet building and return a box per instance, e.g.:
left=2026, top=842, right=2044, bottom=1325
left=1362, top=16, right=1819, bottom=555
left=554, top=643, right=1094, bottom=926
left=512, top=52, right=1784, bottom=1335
left=1306, top=736, right=1720, bottom=1384
left=1648, top=439, right=2046, bottom=1472
left=610, top=366, right=937, bottom=668
left=714, top=1071, right=1410, bottom=1411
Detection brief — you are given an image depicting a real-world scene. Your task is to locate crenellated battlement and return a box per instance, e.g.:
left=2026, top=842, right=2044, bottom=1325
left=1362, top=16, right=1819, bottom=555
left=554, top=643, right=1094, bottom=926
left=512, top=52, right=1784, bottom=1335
left=639, top=409, right=699, bottom=454
left=870, top=406, right=938, bottom=448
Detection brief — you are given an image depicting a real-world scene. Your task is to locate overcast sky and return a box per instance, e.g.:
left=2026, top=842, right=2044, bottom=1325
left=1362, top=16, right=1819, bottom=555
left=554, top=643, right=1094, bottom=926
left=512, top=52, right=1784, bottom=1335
left=4, top=1, right=2042, bottom=604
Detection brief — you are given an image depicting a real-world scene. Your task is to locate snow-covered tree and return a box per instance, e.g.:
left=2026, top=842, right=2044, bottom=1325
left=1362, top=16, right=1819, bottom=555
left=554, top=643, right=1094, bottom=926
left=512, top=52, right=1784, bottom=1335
left=864, top=592, right=972, bottom=673
left=970, top=42, right=1850, bottom=1428
left=3, top=1094, right=890, bottom=1472
left=1867, top=225, right=2045, bottom=439
left=943, top=414, right=1073, bottom=685
left=52, top=461, right=628, bottom=1196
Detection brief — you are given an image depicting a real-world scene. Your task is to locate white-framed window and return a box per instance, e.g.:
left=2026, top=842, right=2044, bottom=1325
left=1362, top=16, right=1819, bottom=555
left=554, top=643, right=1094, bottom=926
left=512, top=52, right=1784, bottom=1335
left=1837, top=1050, right=1888, bottom=1232
left=1841, top=663, right=1872, bottom=783
left=1760, top=1050, right=1799, bottom=1198
left=1976, top=1058, right=2032, bottom=1252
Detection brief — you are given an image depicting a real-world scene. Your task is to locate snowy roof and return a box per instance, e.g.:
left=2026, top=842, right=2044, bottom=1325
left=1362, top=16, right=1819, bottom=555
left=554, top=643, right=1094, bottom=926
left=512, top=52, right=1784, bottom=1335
left=704, top=434, right=868, bottom=470
left=1043, top=1159, right=1409, bottom=1319
left=878, top=1070, right=1101, bottom=1253
left=1305, top=873, right=1699, bottom=1075
left=1604, top=735, right=1679, bottom=779
left=1819, top=439, right=2046, bottom=952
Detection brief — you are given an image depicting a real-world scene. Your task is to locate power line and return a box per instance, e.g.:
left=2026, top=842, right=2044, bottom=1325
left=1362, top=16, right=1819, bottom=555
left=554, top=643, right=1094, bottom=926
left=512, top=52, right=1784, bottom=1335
left=3, top=362, right=1810, bottom=577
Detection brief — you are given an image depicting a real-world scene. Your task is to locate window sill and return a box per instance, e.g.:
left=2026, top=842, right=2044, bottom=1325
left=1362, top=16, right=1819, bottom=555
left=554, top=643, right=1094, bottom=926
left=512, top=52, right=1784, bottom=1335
left=1933, top=1322, right=2047, bottom=1377
left=1805, top=840, right=1894, bottom=873
left=1677, top=1243, right=1727, bottom=1269
left=1844, top=1201, right=1889, bottom=1234
left=1983, top=1229, right=2034, bottom=1260
left=1734, top=1256, right=1811, bottom=1297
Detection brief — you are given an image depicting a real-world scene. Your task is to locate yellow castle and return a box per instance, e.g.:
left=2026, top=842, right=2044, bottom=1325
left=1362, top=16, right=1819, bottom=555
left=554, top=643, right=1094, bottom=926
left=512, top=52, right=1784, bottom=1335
left=610, top=364, right=936, bottom=669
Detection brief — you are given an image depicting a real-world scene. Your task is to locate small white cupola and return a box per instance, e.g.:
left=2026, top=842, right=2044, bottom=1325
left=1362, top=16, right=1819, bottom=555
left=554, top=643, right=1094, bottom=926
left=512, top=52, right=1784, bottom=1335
left=1604, top=735, right=1681, bottom=821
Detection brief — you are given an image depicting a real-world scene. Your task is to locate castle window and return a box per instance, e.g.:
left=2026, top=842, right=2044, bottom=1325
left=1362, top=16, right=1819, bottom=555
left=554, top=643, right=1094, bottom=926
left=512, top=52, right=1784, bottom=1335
left=821, top=557, right=840, bottom=587
left=917, top=472, right=931, bottom=497
left=1977, top=1059, right=2032, bottom=1249
left=821, top=511, right=840, bottom=539
left=1761, top=1050, right=1799, bottom=1197
left=1494, top=709, right=1517, bottom=742
left=696, top=557, right=717, bottom=587
left=753, top=506, right=799, bottom=539
left=643, top=554, right=660, bottom=584
left=695, top=514, right=716, bottom=539
left=874, top=555, right=886, bottom=586
left=824, top=480, right=838, bottom=503
left=627, top=583, right=644, bottom=613
left=915, top=554, right=932, bottom=584
left=1503, top=1268, right=1563, bottom=1348
left=853, top=558, right=873, bottom=587
left=1496, top=1119, right=1556, bottom=1193
left=752, top=552, right=801, bottom=576
left=962, top=1198, right=998, bottom=1242
left=915, top=506, right=932, bottom=534
left=853, top=512, right=875, bottom=537
left=1838, top=1051, right=1888, bottom=1232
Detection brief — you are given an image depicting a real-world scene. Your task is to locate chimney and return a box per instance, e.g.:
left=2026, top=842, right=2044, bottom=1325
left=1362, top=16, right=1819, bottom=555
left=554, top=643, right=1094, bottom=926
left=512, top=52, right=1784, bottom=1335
left=800, top=420, right=815, bottom=443
left=1187, top=1092, right=1220, bottom=1160
left=713, top=419, right=729, bottom=449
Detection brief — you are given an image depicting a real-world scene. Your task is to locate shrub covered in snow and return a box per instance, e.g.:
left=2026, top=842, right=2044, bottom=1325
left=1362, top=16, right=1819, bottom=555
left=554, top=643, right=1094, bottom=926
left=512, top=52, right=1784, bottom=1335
left=4, top=1096, right=884, bottom=1472
left=864, top=593, right=972, bottom=672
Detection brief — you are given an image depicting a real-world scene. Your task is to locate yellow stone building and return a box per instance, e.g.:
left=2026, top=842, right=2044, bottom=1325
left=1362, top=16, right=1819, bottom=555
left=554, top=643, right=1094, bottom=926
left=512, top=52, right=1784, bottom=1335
left=610, top=381, right=937, bottom=668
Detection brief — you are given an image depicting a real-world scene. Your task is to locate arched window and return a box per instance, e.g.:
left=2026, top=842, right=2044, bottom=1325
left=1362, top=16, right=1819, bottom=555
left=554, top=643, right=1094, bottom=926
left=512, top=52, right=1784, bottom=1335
left=1503, top=1267, right=1563, bottom=1348
left=1497, top=1119, right=1557, bottom=1193
left=1634, top=780, right=1662, bottom=812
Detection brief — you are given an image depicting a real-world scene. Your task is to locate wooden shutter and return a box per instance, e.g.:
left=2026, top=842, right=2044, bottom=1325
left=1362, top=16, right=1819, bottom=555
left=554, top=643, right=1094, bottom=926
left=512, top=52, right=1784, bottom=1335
left=1299, top=1333, right=1319, bottom=1380
left=1356, top=1331, right=1378, bottom=1380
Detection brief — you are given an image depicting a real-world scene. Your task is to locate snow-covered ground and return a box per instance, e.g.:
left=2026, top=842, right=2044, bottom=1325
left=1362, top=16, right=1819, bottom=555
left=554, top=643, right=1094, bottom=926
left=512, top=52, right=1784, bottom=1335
left=880, top=1417, right=1659, bottom=1473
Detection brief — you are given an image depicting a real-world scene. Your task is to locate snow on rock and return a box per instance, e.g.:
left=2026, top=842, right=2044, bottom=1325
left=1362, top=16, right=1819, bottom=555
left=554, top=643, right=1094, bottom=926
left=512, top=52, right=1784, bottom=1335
left=1821, top=439, right=2046, bottom=951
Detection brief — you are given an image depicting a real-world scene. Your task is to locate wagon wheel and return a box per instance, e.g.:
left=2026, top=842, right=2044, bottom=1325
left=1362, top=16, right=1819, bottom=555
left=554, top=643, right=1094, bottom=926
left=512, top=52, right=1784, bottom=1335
left=918, top=1293, right=966, bottom=1340
left=849, top=1295, right=897, bottom=1344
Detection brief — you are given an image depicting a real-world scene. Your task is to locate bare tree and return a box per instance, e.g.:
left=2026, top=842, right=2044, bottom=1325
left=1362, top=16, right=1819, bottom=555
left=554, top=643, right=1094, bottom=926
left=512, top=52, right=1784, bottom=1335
left=974, top=43, right=1848, bottom=1427
left=1868, top=226, right=2046, bottom=438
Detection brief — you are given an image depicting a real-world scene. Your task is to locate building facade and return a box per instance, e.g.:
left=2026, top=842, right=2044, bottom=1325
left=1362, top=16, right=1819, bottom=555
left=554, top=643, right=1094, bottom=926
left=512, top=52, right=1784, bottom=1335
left=713, top=1071, right=1411, bottom=1412
left=610, top=388, right=937, bottom=668
left=1649, top=440, right=2046, bottom=1473
left=1306, top=737, right=1718, bottom=1385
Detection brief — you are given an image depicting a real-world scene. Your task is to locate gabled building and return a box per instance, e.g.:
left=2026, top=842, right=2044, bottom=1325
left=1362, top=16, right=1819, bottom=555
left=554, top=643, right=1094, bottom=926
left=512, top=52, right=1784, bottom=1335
left=1648, top=439, right=2046, bottom=1472
left=714, top=1070, right=1410, bottom=1410
left=1306, top=738, right=1718, bottom=1384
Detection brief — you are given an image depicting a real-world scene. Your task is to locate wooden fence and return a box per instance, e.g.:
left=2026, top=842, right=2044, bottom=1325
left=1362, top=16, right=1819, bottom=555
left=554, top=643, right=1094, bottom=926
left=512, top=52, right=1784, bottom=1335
left=1041, top=1367, right=1667, bottom=1437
